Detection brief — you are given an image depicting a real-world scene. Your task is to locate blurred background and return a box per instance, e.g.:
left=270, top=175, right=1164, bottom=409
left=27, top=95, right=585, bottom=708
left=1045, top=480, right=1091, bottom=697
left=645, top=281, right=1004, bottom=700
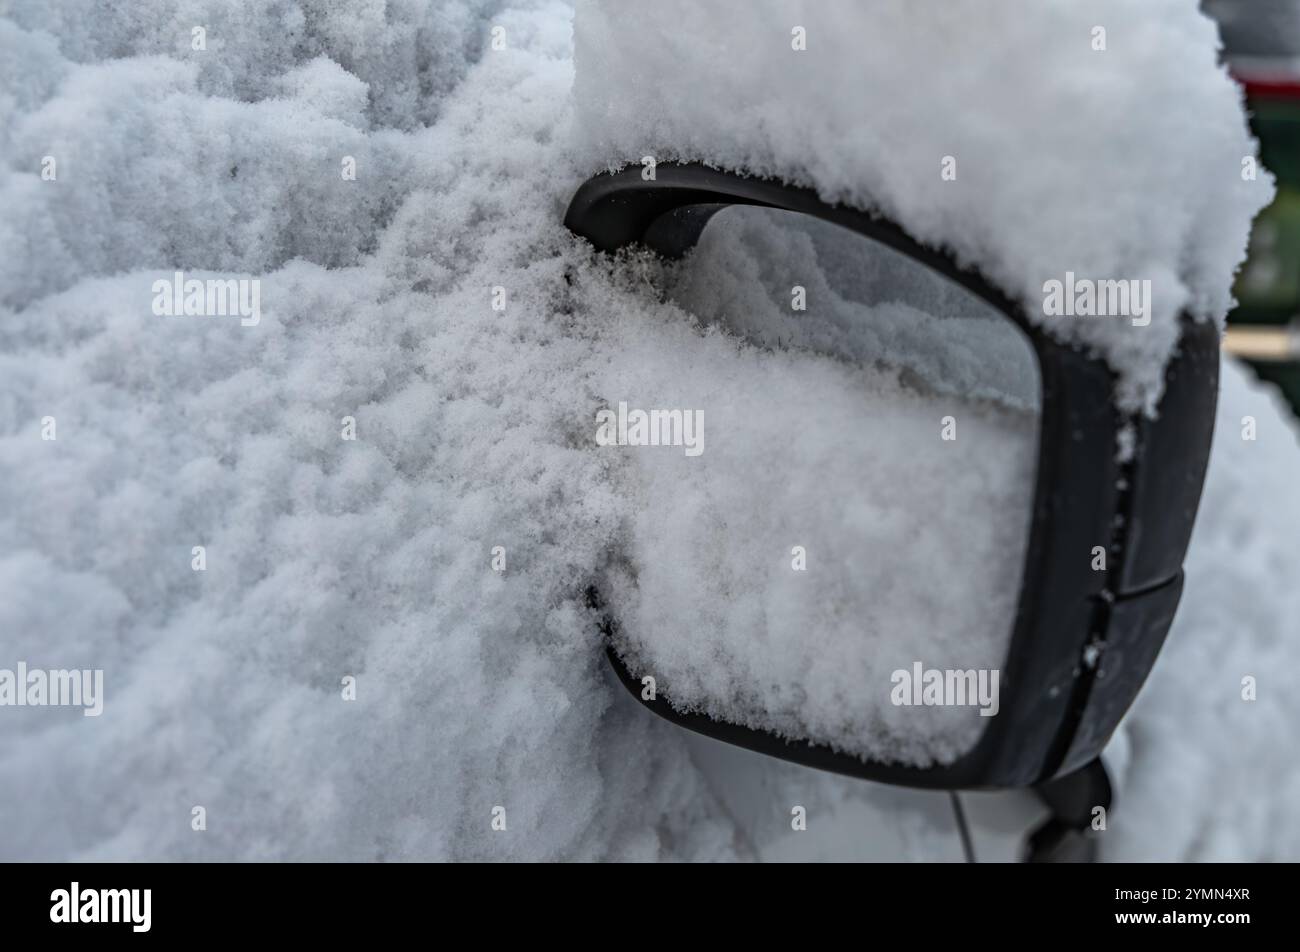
left=1210, top=0, right=1300, bottom=414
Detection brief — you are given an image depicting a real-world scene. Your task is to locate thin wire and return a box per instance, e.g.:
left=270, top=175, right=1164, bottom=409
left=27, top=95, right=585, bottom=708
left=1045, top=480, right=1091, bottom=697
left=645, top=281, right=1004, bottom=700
left=950, top=791, right=976, bottom=863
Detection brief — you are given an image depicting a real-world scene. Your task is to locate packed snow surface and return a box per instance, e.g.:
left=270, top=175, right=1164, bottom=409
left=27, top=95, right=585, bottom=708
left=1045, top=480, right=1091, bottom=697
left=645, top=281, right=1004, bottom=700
left=0, top=0, right=1297, bottom=860
left=600, top=207, right=1040, bottom=766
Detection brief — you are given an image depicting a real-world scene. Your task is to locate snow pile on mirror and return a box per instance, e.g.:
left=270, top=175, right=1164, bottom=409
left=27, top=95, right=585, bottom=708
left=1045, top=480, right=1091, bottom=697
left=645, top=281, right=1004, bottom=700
left=573, top=0, right=1275, bottom=411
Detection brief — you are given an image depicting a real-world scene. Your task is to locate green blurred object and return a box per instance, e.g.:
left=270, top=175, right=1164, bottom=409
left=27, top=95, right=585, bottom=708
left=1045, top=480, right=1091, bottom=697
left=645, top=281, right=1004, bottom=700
left=1205, top=0, right=1300, bottom=413
left=1229, top=79, right=1300, bottom=415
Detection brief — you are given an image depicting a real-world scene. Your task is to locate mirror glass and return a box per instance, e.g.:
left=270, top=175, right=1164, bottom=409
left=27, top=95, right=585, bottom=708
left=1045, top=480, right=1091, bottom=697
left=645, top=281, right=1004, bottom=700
left=598, top=205, right=1042, bottom=767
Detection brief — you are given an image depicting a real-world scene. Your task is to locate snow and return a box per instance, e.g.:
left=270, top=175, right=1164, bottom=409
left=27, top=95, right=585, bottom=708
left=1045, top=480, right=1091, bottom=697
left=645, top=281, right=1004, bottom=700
left=598, top=207, right=1039, bottom=766
left=573, top=0, right=1275, bottom=413
left=0, top=0, right=1297, bottom=861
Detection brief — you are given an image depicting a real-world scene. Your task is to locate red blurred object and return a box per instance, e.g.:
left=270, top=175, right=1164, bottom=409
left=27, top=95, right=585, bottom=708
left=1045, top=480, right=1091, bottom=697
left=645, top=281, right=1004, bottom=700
left=1236, top=74, right=1300, bottom=99
left=1231, top=57, right=1300, bottom=100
